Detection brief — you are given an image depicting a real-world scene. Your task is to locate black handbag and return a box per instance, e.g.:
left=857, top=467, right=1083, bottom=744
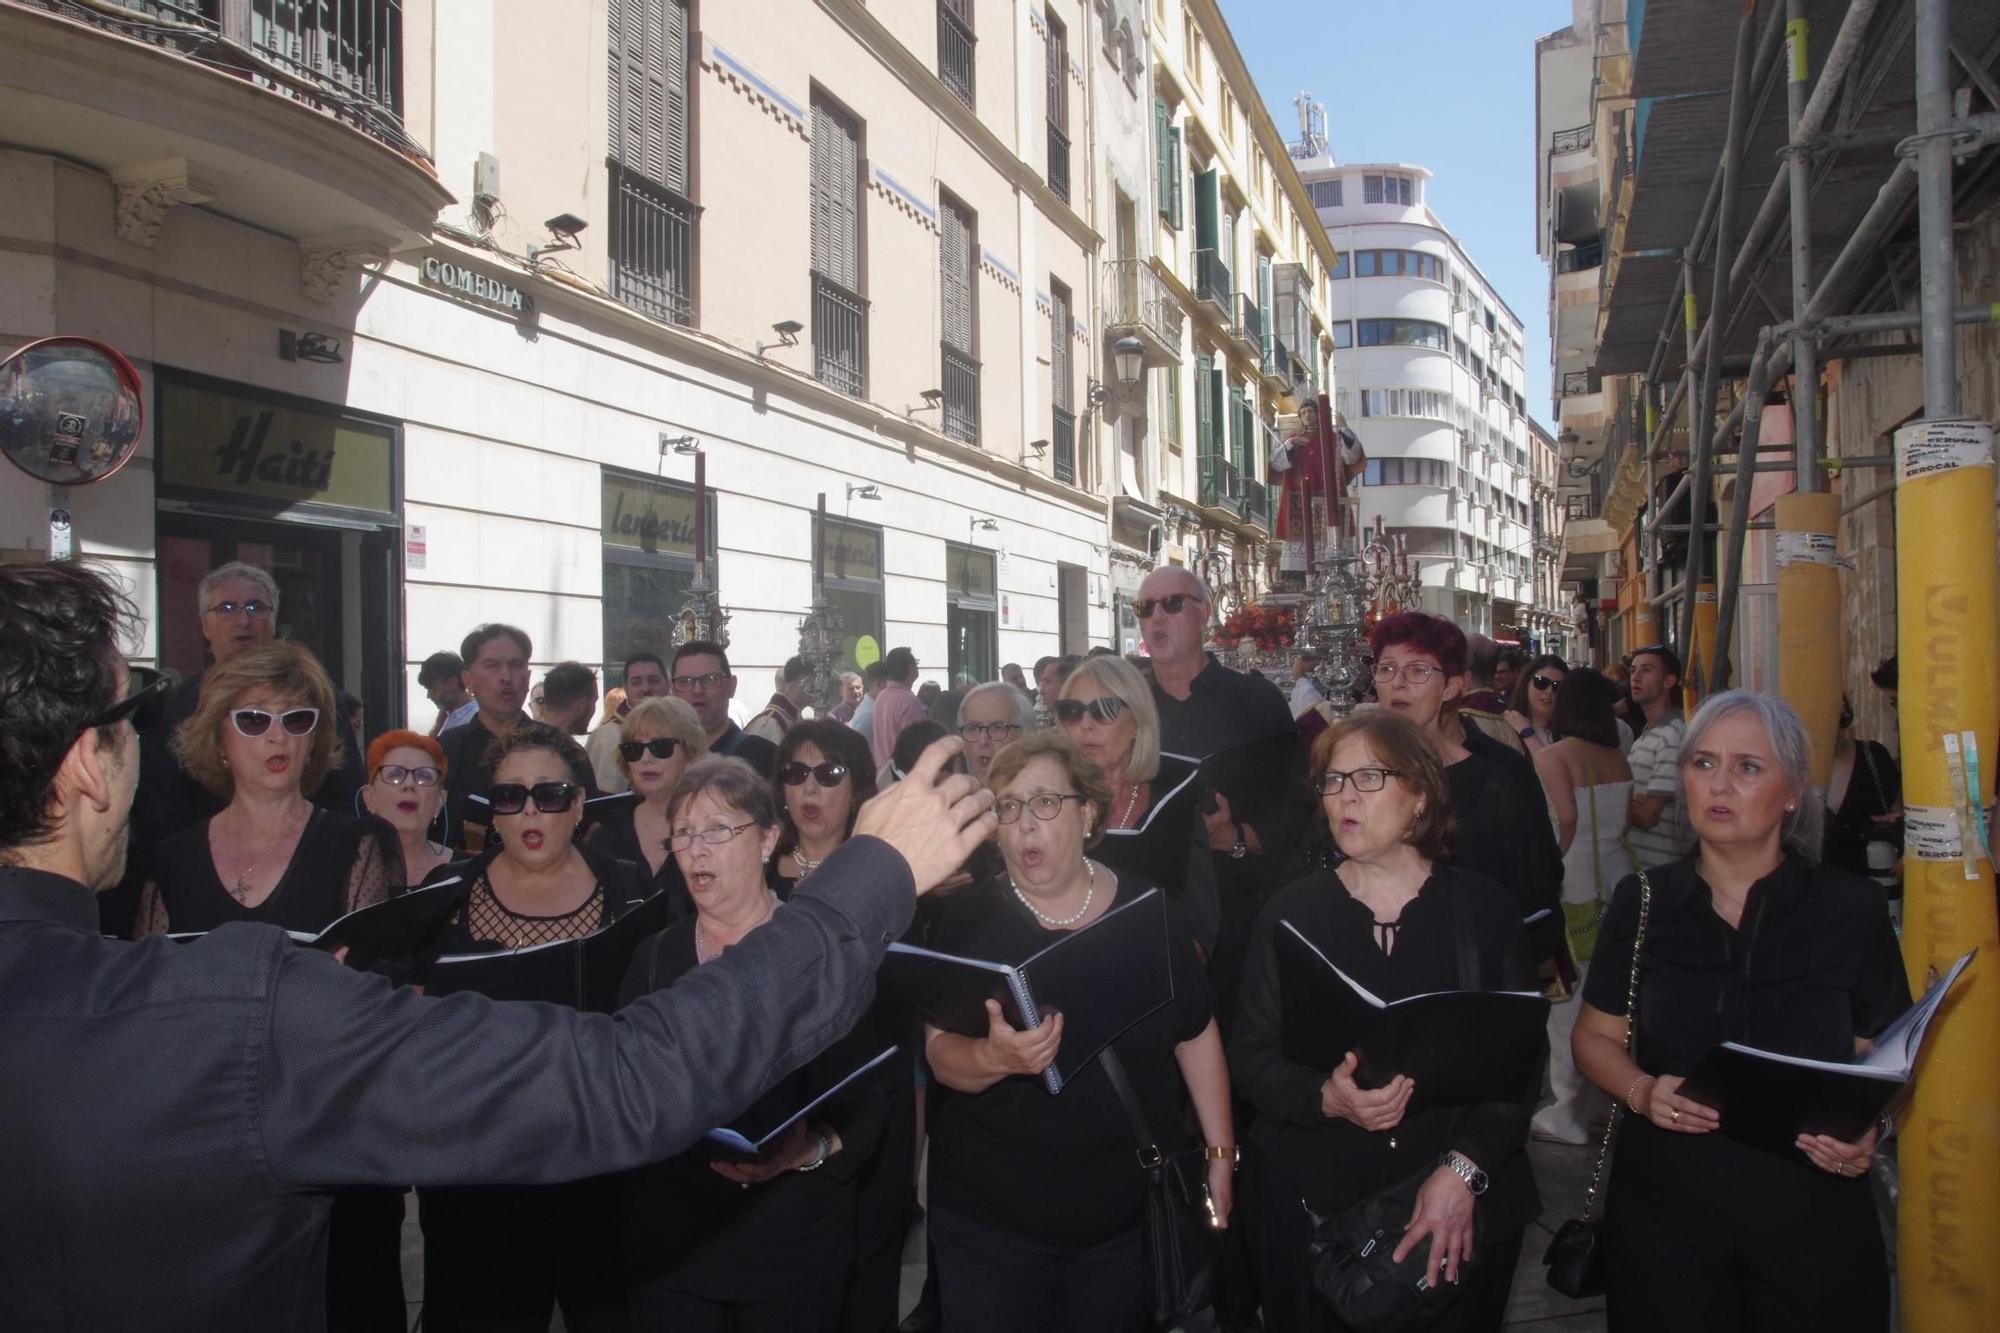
left=1098, top=1046, right=1217, bottom=1327
left=1542, top=864, right=1655, bottom=1299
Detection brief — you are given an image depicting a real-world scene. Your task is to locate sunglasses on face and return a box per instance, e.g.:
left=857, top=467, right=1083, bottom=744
left=619, top=737, right=681, bottom=763
left=1531, top=674, right=1562, bottom=692
left=1318, top=766, right=1405, bottom=795
left=1134, top=593, right=1200, bottom=619
left=780, top=760, right=850, bottom=788
left=84, top=668, right=172, bottom=738
left=486, top=781, right=581, bottom=815
left=671, top=672, right=727, bottom=692
left=375, top=764, right=440, bottom=787
left=205, top=599, right=273, bottom=619
left=1054, top=697, right=1126, bottom=726
left=229, top=707, right=319, bottom=738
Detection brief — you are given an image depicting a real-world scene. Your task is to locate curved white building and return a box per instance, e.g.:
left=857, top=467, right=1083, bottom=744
left=1295, top=154, right=1552, bottom=643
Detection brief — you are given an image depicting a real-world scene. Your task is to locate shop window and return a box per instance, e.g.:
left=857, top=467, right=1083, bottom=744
left=946, top=543, right=997, bottom=687
left=601, top=468, right=716, bottom=681
left=823, top=515, right=886, bottom=677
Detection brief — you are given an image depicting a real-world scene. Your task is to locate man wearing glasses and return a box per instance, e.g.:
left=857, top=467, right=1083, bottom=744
left=0, top=560, right=997, bottom=1331
left=955, top=681, right=1033, bottom=782
left=670, top=640, right=779, bottom=775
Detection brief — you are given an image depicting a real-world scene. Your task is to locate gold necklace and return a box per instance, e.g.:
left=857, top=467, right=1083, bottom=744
left=227, top=805, right=308, bottom=903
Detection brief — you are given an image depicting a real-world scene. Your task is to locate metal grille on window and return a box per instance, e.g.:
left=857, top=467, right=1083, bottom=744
left=607, top=0, right=694, bottom=325
left=938, top=0, right=975, bottom=108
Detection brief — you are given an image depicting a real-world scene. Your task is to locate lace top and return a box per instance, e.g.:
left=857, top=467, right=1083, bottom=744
left=460, top=875, right=606, bottom=950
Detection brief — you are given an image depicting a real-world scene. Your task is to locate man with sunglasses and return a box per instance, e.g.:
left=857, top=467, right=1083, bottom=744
left=670, top=640, right=779, bottom=775
left=0, top=560, right=998, bottom=1332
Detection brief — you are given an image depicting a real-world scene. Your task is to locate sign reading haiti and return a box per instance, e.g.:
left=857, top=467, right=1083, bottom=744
left=421, top=257, right=535, bottom=317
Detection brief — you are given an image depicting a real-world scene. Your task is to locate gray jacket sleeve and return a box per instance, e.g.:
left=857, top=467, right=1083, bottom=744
left=256, top=835, right=915, bottom=1188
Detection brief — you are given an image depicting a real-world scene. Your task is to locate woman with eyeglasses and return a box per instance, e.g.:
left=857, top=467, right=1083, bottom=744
left=618, top=755, right=887, bottom=1330
left=585, top=695, right=708, bottom=910
left=768, top=719, right=877, bottom=896
left=1232, top=712, right=1542, bottom=1331
left=1056, top=654, right=1220, bottom=955
left=419, top=721, right=654, bottom=1333
left=922, top=731, right=1231, bottom=1333
left=358, top=729, right=455, bottom=887
left=1501, top=654, right=1568, bottom=754
left=143, top=642, right=399, bottom=937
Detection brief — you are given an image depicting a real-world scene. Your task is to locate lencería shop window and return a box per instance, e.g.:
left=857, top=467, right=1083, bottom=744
left=601, top=467, right=716, bottom=684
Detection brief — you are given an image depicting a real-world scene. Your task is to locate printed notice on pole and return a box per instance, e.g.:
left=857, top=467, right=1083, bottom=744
left=1904, top=803, right=1999, bottom=862
left=1774, top=531, right=1836, bottom=568
left=1895, top=419, right=1994, bottom=485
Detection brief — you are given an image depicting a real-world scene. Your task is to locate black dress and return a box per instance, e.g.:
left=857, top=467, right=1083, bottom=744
left=617, top=917, right=887, bottom=1332
left=1822, top=740, right=1901, bottom=877
left=585, top=799, right=693, bottom=920
left=1230, top=865, right=1543, bottom=1333
left=1583, top=855, right=1911, bottom=1332
left=1448, top=724, right=1564, bottom=930
left=1093, top=753, right=1220, bottom=956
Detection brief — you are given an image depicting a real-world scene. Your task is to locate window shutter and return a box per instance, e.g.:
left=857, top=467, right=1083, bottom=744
left=1153, top=100, right=1170, bottom=218
left=1194, top=168, right=1218, bottom=251
left=811, top=98, right=861, bottom=290
left=1050, top=282, right=1072, bottom=410
left=1195, top=354, right=1214, bottom=455
left=661, top=0, right=690, bottom=194
left=1207, top=363, right=1226, bottom=463
left=1228, top=384, right=1246, bottom=482
left=1257, top=255, right=1273, bottom=363
left=940, top=198, right=974, bottom=354
left=608, top=0, right=689, bottom=195
left=1168, top=128, right=1183, bottom=229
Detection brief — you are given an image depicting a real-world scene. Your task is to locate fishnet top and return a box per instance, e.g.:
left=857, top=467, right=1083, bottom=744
left=460, top=874, right=606, bottom=950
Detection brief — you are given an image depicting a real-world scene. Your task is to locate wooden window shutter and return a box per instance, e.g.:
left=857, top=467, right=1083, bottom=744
left=1153, top=100, right=1170, bottom=218
left=660, top=0, right=690, bottom=194
left=1168, top=128, right=1183, bottom=229
left=940, top=197, right=974, bottom=354
left=1051, top=281, right=1072, bottom=409
left=811, top=96, right=860, bottom=289
left=1195, top=354, right=1214, bottom=455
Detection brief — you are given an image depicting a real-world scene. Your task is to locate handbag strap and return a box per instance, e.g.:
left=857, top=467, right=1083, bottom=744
left=1859, top=741, right=1892, bottom=813
left=1097, top=1046, right=1164, bottom=1168
left=1579, top=863, right=1653, bottom=1223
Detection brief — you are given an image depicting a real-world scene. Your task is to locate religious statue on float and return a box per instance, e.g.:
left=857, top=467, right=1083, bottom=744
left=1267, top=397, right=1366, bottom=591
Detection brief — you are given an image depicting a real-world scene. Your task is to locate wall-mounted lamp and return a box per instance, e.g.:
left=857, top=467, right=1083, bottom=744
left=906, top=388, right=945, bottom=417
left=1086, top=335, right=1148, bottom=410
left=529, top=213, right=587, bottom=264
left=846, top=483, right=881, bottom=501
left=659, top=433, right=700, bottom=456
left=970, top=516, right=999, bottom=534
left=756, top=320, right=804, bottom=358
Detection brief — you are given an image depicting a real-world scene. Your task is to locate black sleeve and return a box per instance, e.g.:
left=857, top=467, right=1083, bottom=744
left=313, top=712, right=367, bottom=812
left=1180, top=814, right=1221, bottom=958
left=1226, top=895, right=1330, bottom=1127
left=1244, top=681, right=1310, bottom=873
left=259, top=835, right=916, bottom=1187
left=1451, top=905, right=1542, bottom=1175
left=1582, top=874, right=1645, bottom=1015
left=1497, top=752, right=1563, bottom=918
left=1851, top=896, right=1914, bottom=1041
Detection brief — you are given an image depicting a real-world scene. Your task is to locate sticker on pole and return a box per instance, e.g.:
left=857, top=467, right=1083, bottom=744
left=1774, top=531, right=1836, bottom=567
left=1904, top=805, right=1967, bottom=862
left=1895, top=419, right=1993, bottom=485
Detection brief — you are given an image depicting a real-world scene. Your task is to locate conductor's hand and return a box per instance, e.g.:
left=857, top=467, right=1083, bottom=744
left=980, top=998, right=1063, bottom=1078
left=852, top=737, right=996, bottom=895
left=1320, top=1051, right=1413, bottom=1132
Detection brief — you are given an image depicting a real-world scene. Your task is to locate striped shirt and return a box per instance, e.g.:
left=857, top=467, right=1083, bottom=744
left=1626, top=715, right=1687, bottom=868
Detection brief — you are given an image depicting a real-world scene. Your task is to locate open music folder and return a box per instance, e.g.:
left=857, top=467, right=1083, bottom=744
left=425, top=887, right=677, bottom=1013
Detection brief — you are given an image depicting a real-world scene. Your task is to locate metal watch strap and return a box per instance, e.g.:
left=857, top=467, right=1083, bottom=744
left=1439, top=1151, right=1488, bottom=1195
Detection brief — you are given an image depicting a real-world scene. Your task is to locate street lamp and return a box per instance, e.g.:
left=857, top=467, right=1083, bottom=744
left=1087, top=335, right=1148, bottom=410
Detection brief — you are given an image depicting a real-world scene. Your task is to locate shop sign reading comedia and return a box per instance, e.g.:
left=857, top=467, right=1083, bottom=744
left=421, top=257, right=535, bottom=317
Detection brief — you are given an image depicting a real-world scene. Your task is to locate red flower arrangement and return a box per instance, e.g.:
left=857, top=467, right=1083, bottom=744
left=1212, top=603, right=1297, bottom=652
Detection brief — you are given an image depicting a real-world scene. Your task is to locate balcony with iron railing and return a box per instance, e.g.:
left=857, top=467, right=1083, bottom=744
left=1047, top=122, right=1070, bottom=204
left=1198, top=446, right=1241, bottom=514
left=937, top=0, right=975, bottom=108
left=1192, top=249, right=1232, bottom=320
left=1051, top=406, right=1077, bottom=484
left=6, top=0, right=450, bottom=262
left=812, top=271, right=868, bottom=398
left=1100, top=258, right=1183, bottom=364
left=941, top=342, right=980, bottom=444
left=1232, top=293, right=1264, bottom=358
left=1263, top=333, right=1293, bottom=393
left=1556, top=238, right=1604, bottom=274
left=610, top=162, right=696, bottom=326
left=1550, top=123, right=1594, bottom=155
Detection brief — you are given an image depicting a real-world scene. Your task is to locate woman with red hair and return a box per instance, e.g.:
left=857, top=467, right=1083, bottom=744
left=1366, top=612, right=1563, bottom=928
left=360, top=728, right=455, bottom=886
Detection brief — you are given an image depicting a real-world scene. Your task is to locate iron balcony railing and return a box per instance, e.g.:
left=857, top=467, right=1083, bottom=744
left=1287, top=348, right=1313, bottom=395
left=1551, top=123, right=1594, bottom=154
left=1235, top=293, right=1264, bottom=349
left=1556, top=238, right=1604, bottom=273
left=1100, top=258, right=1184, bottom=351
left=1244, top=475, right=1270, bottom=528
left=29, top=0, right=421, bottom=159
left=1198, top=448, right=1240, bottom=511
left=1193, top=249, right=1232, bottom=315
left=610, top=162, right=696, bottom=326
left=942, top=342, right=980, bottom=444
left=812, top=271, right=868, bottom=398
left=1561, top=369, right=1595, bottom=397
left=1267, top=333, right=1292, bottom=382
left=1047, top=122, right=1071, bottom=203
left=938, top=0, right=975, bottom=108
left=1051, top=406, right=1077, bottom=484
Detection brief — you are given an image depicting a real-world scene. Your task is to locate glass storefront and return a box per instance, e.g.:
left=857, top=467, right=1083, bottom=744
left=823, top=515, right=885, bottom=675
left=601, top=467, right=716, bottom=684
left=946, top=542, right=997, bottom=686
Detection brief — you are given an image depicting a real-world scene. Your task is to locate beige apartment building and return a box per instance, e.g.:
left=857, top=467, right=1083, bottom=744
left=0, top=0, right=1193, bottom=724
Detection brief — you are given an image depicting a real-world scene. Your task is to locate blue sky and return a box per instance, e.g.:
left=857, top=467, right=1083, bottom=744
left=1219, top=0, right=1573, bottom=432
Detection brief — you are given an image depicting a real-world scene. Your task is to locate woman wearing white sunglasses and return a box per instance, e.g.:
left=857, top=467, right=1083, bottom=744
left=142, top=641, right=397, bottom=936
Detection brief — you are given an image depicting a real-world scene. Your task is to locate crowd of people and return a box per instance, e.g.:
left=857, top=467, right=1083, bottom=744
left=0, top=553, right=1913, bottom=1333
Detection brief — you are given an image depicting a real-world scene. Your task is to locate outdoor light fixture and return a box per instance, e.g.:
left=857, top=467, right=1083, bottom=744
left=659, top=434, right=699, bottom=456
left=970, top=516, right=999, bottom=534
left=906, top=388, right=945, bottom=417
left=529, top=213, right=587, bottom=263
left=846, top=483, right=881, bottom=501
left=1087, top=336, right=1148, bottom=409
left=1022, top=438, right=1049, bottom=464
left=757, top=320, right=804, bottom=358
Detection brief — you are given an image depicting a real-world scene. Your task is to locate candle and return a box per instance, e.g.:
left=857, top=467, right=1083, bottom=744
left=693, top=451, right=707, bottom=581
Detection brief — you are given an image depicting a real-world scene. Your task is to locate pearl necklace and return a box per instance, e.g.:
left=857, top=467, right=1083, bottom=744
left=1012, top=860, right=1096, bottom=928
left=1112, top=783, right=1143, bottom=830
left=792, top=847, right=823, bottom=876
left=696, top=890, right=779, bottom=963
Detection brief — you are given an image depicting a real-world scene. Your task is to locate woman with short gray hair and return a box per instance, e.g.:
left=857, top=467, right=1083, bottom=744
left=1571, top=690, right=1911, bottom=1329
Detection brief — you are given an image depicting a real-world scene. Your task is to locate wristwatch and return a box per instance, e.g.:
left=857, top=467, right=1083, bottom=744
left=796, top=1130, right=833, bottom=1173
left=1438, top=1151, right=1489, bottom=1196
left=1518, top=726, right=1537, bottom=741
left=1229, top=825, right=1249, bottom=860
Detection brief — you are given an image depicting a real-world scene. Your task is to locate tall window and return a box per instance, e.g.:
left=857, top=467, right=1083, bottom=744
left=608, top=0, right=695, bottom=324
left=1045, top=10, right=1070, bottom=202
left=946, top=544, right=998, bottom=686
left=810, top=91, right=866, bottom=396
left=1050, top=278, right=1075, bottom=483
left=939, top=192, right=979, bottom=444
left=1154, top=99, right=1183, bottom=227
left=602, top=467, right=715, bottom=672
left=938, top=0, right=975, bottom=108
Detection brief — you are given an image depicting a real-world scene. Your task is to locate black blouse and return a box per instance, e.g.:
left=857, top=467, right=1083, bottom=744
left=1446, top=725, right=1564, bottom=923
left=431, top=844, right=658, bottom=957
left=1093, top=753, right=1220, bottom=955
left=1822, top=741, right=1902, bottom=876
left=616, top=917, right=887, bottom=1301
left=923, top=872, right=1214, bottom=1250
left=1583, top=854, right=1912, bottom=1078
left=1230, top=864, right=1543, bottom=1239
left=583, top=799, right=692, bottom=919
left=153, top=809, right=399, bottom=935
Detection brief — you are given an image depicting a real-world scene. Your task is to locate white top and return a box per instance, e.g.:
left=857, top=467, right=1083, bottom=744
left=1561, top=781, right=1634, bottom=906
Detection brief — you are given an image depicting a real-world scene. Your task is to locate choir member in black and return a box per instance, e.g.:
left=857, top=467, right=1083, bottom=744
left=141, top=641, right=400, bottom=936
left=438, top=622, right=535, bottom=849
left=417, top=723, right=653, bottom=1333
left=1056, top=653, right=1218, bottom=955
left=1573, top=691, right=1911, bottom=1331
left=619, top=756, right=884, bottom=1331
left=923, top=732, right=1233, bottom=1333
left=359, top=729, right=455, bottom=886
left=586, top=695, right=706, bottom=912
left=1821, top=694, right=1902, bottom=877
left=1368, top=612, right=1563, bottom=926
left=1231, top=711, right=1542, bottom=1331
left=769, top=719, right=877, bottom=894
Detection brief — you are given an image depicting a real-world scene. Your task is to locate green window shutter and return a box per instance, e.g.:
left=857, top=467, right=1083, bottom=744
left=1257, top=256, right=1273, bottom=365
left=1154, top=100, right=1171, bottom=219
left=1194, top=354, right=1216, bottom=505
left=1229, top=385, right=1246, bottom=487
left=1194, top=168, right=1218, bottom=250
left=1168, top=129, right=1184, bottom=229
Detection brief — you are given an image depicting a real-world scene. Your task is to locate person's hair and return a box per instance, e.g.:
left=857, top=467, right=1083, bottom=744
left=862, top=661, right=889, bottom=687
left=1495, top=647, right=1527, bottom=675
left=1308, top=712, right=1453, bottom=862
left=891, top=720, right=950, bottom=778
left=667, top=754, right=780, bottom=831
left=1506, top=653, right=1570, bottom=715
left=917, top=680, right=942, bottom=700
left=540, top=661, right=597, bottom=714
left=1870, top=655, right=1897, bottom=691
left=598, top=687, right=626, bottom=727
left=883, top=647, right=918, bottom=681
left=1033, top=655, right=1057, bottom=676
left=1145, top=565, right=1214, bottom=608
left=0, top=562, right=135, bottom=854
left=481, top=720, right=594, bottom=792
left=1369, top=611, right=1467, bottom=679
left=1548, top=667, right=1621, bottom=748
left=1629, top=643, right=1684, bottom=707
left=1464, top=632, right=1499, bottom=686
left=780, top=655, right=812, bottom=684
left=418, top=651, right=464, bottom=689
left=773, top=719, right=878, bottom=853
left=1677, top=690, right=1822, bottom=860
left=984, top=730, right=1114, bottom=849
left=1058, top=654, right=1162, bottom=782
left=198, top=561, right=279, bottom=615
left=617, top=696, right=707, bottom=775
left=460, top=623, right=531, bottom=667
left=1085, top=645, right=1119, bottom=659
left=173, top=641, right=343, bottom=799
left=960, top=681, right=1032, bottom=729
left=624, top=651, right=668, bottom=679
left=366, top=729, right=448, bottom=778
left=837, top=671, right=862, bottom=689
left=672, top=640, right=732, bottom=676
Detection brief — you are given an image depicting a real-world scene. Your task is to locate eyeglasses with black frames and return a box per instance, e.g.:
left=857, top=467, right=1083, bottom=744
left=619, top=738, right=681, bottom=763
left=1054, top=697, right=1127, bottom=727
left=375, top=764, right=441, bottom=787
left=959, top=721, right=1023, bottom=742
left=780, top=761, right=850, bottom=788
left=1133, top=593, right=1201, bottom=619
left=1317, top=767, right=1405, bottom=795
left=1530, top=674, right=1563, bottom=692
